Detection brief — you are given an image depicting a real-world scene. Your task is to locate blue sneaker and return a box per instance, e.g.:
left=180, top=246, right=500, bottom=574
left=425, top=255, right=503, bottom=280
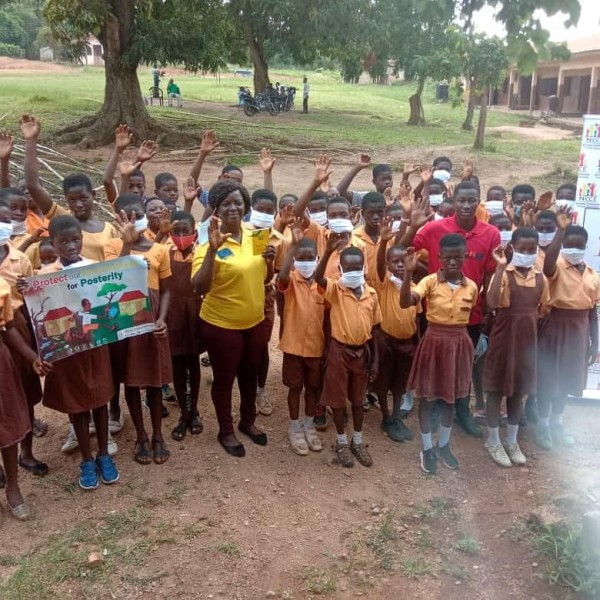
left=96, top=454, right=120, bottom=485
left=79, top=459, right=99, bottom=490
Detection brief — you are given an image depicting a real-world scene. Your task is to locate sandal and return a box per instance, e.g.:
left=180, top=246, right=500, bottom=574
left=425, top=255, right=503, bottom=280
left=171, top=417, right=189, bottom=441
left=18, top=457, right=49, bottom=477
left=189, top=413, right=203, bottom=435
left=32, top=418, right=49, bottom=438
left=152, top=439, right=170, bottom=464
left=10, top=502, right=30, bottom=521
left=133, top=440, right=152, bottom=465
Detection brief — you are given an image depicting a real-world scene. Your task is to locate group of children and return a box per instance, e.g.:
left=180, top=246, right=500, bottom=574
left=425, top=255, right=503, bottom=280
left=0, top=116, right=597, bottom=522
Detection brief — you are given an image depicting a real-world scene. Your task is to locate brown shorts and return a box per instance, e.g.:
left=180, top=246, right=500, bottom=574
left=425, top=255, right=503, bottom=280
left=372, top=331, right=417, bottom=397
left=320, top=339, right=369, bottom=409
left=282, top=353, right=322, bottom=390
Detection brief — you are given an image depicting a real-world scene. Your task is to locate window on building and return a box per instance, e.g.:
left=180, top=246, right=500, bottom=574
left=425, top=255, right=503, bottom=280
left=538, top=77, right=558, bottom=97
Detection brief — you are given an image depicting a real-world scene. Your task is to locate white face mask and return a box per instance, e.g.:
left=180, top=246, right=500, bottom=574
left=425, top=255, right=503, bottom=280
left=249, top=208, right=275, bottom=229
left=339, top=268, right=365, bottom=289
left=537, top=231, right=556, bottom=248
left=389, top=274, right=403, bottom=289
left=310, top=210, right=328, bottom=226
left=294, top=259, right=317, bottom=279
left=511, top=252, right=537, bottom=269
left=556, top=199, right=576, bottom=212
left=391, top=220, right=402, bottom=233
left=486, top=200, right=504, bottom=216
left=328, top=218, right=353, bottom=234
left=429, top=194, right=444, bottom=207
left=11, top=220, right=26, bottom=236
left=0, top=222, right=13, bottom=245
left=561, top=247, right=586, bottom=265
left=434, top=213, right=444, bottom=221
left=134, top=215, right=149, bottom=232
left=433, top=169, right=451, bottom=183
left=499, top=230, right=512, bottom=245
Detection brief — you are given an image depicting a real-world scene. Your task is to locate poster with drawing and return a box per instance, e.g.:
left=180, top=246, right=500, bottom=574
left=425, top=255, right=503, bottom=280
left=576, top=117, right=600, bottom=396
left=22, top=256, right=155, bottom=363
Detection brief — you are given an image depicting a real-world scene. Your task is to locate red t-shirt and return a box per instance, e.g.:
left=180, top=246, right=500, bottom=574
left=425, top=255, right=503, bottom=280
left=412, top=216, right=500, bottom=325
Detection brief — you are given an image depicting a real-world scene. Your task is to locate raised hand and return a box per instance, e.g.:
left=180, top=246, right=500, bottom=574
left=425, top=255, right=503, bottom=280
left=403, top=247, right=418, bottom=272
left=383, top=187, right=393, bottom=207
left=0, top=130, right=14, bottom=159
left=279, top=204, right=296, bottom=227
left=445, top=182, right=454, bottom=198
left=520, top=201, right=535, bottom=227
left=136, top=140, right=158, bottom=163
left=409, top=195, right=430, bottom=229
left=259, top=147, right=275, bottom=172
left=200, top=129, right=219, bottom=154
left=119, top=159, right=143, bottom=177
left=325, top=231, right=346, bottom=253
left=358, top=153, right=372, bottom=169
left=380, top=215, right=395, bottom=242
left=556, top=205, right=573, bottom=230
left=403, top=162, right=419, bottom=176
left=314, top=154, right=333, bottom=185
left=262, top=244, right=277, bottom=264
left=183, top=176, right=202, bottom=203
left=115, top=124, right=132, bottom=152
left=504, top=197, right=515, bottom=223
left=159, top=212, right=172, bottom=235
left=492, top=245, right=508, bottom=267
left=19, top=114, right=41, bottom=140
left=115, top=210, right=138, bottom=244
left=29, top=228, right=47, bottom=243
left=463, top=158, right=474, bottom=179
left=421, top=168, right=432, bottom=184
left=290, top=218, right=304, bottom=244
left=536, top=190, right=553, bottom=212
left=398, top=183, right=412, bottom=211
left=208, top=216, right=231, bottom=250
left=350, top=205, right=362, bottom=227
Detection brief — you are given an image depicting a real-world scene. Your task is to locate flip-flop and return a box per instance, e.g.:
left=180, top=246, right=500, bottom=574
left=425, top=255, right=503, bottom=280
left=18, top=457, right=49, bottom=477
left=133, top=440, right=152, bottom=465
left=171, top=418, right=188, bottom=441
left=10, top=503, right=30, bottom=521
left=200, top=356, right=211, bottom=367
left=32, top=418, right=49, bottom=438
left=151, top=439, right=170, bottom=464
left=189, top=414, right=203, bottom=435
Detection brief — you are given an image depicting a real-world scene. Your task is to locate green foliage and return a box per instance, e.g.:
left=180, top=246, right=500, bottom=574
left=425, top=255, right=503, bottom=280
left=0, top=40, right=22, bottom=57
left=462, top=35, right=509, bottom=94
left=0, top=0, right=44, bottom=59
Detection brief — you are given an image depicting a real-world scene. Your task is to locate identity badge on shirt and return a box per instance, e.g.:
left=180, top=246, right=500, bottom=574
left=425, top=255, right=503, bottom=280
left=217, top=248, right=234, bottom=260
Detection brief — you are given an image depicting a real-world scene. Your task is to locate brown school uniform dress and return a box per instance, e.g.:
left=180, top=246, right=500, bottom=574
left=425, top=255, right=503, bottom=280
left=38, top=261, right=115, bottom=414
left=278, top=270, right=326, bottom=390
left=104, top=239, right=173, bottom=387
left=483, top=265, right=549, bottom=397
left=407, top=272, right=478, bottom=403
left=538, top=256, right=600, bottom=398
left=0, top=244, right=42, bottom=406
left=166, top=245, right=202, bottom=356
left=319, top=279, right=382, bottom=409
left=373, top=274, right=420, bottom=398
left=0, top=277, right=31, bottom=448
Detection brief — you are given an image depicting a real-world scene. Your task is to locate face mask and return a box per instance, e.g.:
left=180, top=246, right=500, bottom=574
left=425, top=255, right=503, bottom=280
left=434, top=213, right=444, bottom=221
left=511, top=252, right=537, bottom=269
left=561, top=247, right=586, bottom=265
left=310, top=211, right=328, bottom=226
left=391, top=220, right=401, bottom=233
left=197, top=220, right=210, bottom=245
left=537, top=231, right=556, bottom=247
left=172, top=233, right=197, bottom=252
left=433, top=169, right=451, bottom=183
left=294, top=259, right=317, bottom=279
left=499, top=230, right=512, bottom=245
left=134, top=215, right=148, bottom=232
left=328, top=218, right=353, bottom=234
left=11, top=220, right=26, bottom=236
left=0, top=222, right=13, bottom=245
left=339, top=268, right=365, bottom=289
left=249, top=208, right=275, bottom=229
left=486, top=200, right=504, bottom=216
left=389, top=274, right=403, bottom=289
left=556, top=199, right=576, bottom=212
left=429, top=194, right=444, bottom=207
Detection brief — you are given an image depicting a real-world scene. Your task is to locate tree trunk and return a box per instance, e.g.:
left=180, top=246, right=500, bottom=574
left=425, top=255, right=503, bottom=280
left=473, top=88, right=489, bottom=149
left=240, top=19, right=270, bottom=94
left=56, top=0, right=154, bottom=147
left=407, top=76, right=425, bottom=125
left=462, top=77, right=476, bottom=131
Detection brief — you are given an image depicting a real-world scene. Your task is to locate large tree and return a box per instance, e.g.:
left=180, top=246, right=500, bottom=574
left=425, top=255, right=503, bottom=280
left=44, top=0, right=233, bottom=147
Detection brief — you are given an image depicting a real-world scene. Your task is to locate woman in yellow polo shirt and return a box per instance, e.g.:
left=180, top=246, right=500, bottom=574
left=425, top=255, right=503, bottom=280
left=192, top=181, right=275, bottom=457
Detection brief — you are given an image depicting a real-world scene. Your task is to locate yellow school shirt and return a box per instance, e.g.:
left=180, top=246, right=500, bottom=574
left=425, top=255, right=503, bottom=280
left=191, top=232, right=267, bottom=330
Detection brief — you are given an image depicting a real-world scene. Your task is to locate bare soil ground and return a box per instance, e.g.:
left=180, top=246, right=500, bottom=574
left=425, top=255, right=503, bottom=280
left=0, top=56, right=74, bottom=73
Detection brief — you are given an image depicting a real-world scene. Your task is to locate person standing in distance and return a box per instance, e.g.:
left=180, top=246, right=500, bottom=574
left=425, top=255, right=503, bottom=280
left=302, top=77, right=310, bottom=114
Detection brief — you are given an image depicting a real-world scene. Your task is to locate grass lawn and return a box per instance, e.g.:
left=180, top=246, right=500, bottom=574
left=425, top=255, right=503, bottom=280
left=0, top=64, right=580, bottom=168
